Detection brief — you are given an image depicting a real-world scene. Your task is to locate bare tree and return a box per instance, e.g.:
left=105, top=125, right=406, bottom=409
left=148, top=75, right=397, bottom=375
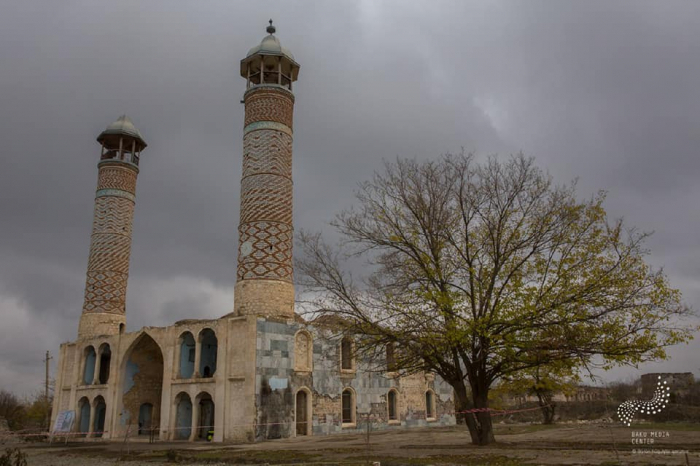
left=0, top=391, right=25, bottom=431
left=499, top=361, right=577, bottom=424
left=297, top=153, right=696, bottom=445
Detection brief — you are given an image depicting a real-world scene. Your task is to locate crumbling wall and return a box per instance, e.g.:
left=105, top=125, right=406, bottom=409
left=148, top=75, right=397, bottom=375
left=121, top=336, right=163, bottom=431
left=254, top=317, right=455, bottom=440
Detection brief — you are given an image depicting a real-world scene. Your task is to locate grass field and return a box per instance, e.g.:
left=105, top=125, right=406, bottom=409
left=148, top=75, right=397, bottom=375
left=16, top=421, right=700, bottom=465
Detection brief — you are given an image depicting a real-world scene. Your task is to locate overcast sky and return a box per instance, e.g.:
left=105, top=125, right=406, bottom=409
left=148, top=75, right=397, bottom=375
left=1, top=0, right=699, bottom=396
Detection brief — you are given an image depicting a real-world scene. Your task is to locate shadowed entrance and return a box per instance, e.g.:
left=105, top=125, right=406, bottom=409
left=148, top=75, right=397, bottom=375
left=121, top=333, right=164, bottom=437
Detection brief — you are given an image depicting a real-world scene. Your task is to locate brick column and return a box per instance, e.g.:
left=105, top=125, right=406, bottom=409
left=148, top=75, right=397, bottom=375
left=234, top=85, right=295, bottom=318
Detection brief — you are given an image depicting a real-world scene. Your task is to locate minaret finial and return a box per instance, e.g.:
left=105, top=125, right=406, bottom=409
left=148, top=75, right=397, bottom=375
left=267, top=19, right=276, bottom=34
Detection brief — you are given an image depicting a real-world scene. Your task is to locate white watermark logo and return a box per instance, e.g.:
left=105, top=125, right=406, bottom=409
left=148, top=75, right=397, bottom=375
left=617, top=376, right=671, bottom=426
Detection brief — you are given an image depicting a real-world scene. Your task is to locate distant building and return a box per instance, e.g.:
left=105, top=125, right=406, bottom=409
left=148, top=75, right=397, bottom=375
left=640, top=373, right=695, bottom=399
left=505, top=385, right=611, bottom=406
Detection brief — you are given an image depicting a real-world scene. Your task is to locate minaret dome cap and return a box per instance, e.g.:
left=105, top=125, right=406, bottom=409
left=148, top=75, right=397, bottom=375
left=246, top=20, right=296, bottom=61
left=97, top=115, right=147, bottom=151
left=241, top=20, right=300, bottom=82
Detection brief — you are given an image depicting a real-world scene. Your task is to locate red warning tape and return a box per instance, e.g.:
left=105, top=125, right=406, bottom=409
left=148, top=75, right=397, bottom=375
left=0, top=406, right=550, bottom=441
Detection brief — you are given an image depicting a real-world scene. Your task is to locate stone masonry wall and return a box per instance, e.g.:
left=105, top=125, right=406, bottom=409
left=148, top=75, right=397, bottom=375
left=121, top=336, right=164, bottom=430
left=255, top=318, right=455, bottom=441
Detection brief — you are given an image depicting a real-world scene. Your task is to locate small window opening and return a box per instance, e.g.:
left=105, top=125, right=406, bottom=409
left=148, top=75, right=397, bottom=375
left=341, top=337, right=353, bottom=370
left=386, top=343, right=396, bottom=372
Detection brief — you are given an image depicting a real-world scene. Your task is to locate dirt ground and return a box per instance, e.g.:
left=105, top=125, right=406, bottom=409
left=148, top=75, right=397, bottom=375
left=12, top=422, right=700, bottom=466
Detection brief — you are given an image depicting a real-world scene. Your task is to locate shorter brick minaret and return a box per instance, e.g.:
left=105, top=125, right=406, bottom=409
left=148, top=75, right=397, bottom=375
left=78, top=116, right=147, bottom=338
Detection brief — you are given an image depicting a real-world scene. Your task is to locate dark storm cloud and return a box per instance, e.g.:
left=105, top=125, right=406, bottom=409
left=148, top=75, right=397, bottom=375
left=1, top=0, right=698, bottom=394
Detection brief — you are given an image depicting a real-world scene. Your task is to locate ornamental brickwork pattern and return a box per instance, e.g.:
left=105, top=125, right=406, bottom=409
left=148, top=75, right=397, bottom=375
left=82, top=164, right=138, bottom=315
left=244, top=88, right=294, bottom=129
left=237, top=221, right=293, bottom=281
left=97, top=164, right=137, bottom=194
left=243, top=129, right=293, bottom=179
left=83, top=270, right=128, bottom=313
left=239, top=174, right=293, bottom=224
left=237, top=86, right=295, bottom=286
left=86, top=234, right=132, bottom=272
left=91, top=197, right=135, bottom=235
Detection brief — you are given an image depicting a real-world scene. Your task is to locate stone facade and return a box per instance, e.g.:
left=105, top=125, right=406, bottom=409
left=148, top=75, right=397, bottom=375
left=54, top=314, right=455, bottom=442
left=254, top=319, right=454, bottom=440
left=50, top=24, right=456, bottom=443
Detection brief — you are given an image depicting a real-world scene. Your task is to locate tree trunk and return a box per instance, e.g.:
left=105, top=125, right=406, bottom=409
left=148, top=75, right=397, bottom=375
left=471, top=389, right=495, bottom=445
left=453, top=380, right=480, bottom=445
left=535, top=391, right=556, bottom=424
left=456, top=373, right=496, bottom=446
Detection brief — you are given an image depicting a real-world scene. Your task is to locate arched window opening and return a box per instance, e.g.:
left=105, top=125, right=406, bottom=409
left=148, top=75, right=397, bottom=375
left=386, top=343, right=396, bottom=372
left=82, top=346, right=96, bottom=385
left=294, top=331, right=312, bottom=372
left=174, top=392, right=192, bottom=440
left=77, top=397, right=90, bottom=436
left=340, top=337, right=354, bottom=371
left=426, top=390, right=436, bottom=420
left=196, top=392, right=215, bottom=440
left=341, top=388, right=355, bottom=425
left=388, top=390, right=398, bottom=421
left=199, top=329, right=218, bottom=378
left=178, top=332, right=195, bottom=379
left=93, top=396, right=106, bottom=437
left=98, top=344, right=111, bottom=384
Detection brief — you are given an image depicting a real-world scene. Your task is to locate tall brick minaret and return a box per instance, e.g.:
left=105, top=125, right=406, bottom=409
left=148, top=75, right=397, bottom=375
left=234, top=21, right=300, bottom=318
left=78, top=115, right=147, bottom=338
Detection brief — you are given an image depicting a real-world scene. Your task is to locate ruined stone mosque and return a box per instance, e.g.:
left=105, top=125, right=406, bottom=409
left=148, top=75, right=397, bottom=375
left=50, top=22, right=456, bottom=442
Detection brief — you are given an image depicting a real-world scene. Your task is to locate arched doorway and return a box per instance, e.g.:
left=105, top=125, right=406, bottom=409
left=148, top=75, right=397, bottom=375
left=174, top=392, right=192, bottom=440
left=198, top=329, right=217, bottom=378
left=77, top=397, right=90, bottom=436
left=342, top=388, right=356, bottom=425
left=98, top=344, right=111, bottom=384
left=425, top=390, right=436, bottom=420
left=120, top=333, right=164, bottom=438
left=93, top=396, right=106, bottom=437
left=196, top=392, right=215, bottom=440
left=295, top=389, right=311, bottom=436
left=388, top=389, right=398, bottom=422
left=82, top=346, right=96, bottom=385
left=177, top=332, right=195, bottom=378
left=138, top=403, right=153, bottom=435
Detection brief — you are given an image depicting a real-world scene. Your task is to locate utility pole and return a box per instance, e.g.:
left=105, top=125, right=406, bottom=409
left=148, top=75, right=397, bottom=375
left=44, top=350, right=53, bottom=430
left=44, top=350, right=53, bottom=402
